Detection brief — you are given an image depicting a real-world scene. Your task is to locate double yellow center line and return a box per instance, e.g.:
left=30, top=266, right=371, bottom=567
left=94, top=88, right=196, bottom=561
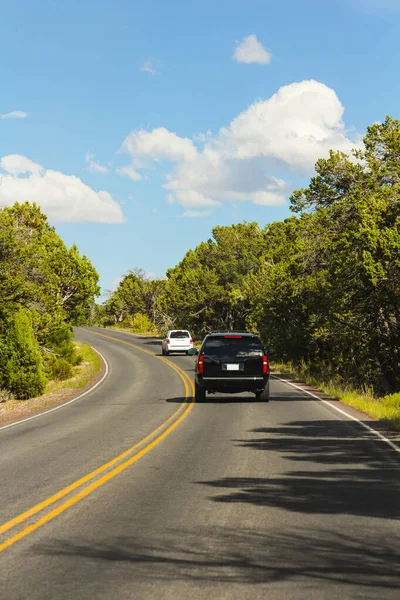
left=0, top=330, right=195, bottom=553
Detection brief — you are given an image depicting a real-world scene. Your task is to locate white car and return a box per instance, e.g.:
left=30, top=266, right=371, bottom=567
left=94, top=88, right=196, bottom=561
left=162, top=330, right=193, bottom=355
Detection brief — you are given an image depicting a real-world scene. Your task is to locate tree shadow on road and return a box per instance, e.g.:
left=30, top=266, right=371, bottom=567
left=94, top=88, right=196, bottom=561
left=166, top=388, right=315, bottom=403
left=35, top=526, right=400, bottom=594
left=166, top=395, right=259, bottom=404
left=196, top=419, right=400, bottom=519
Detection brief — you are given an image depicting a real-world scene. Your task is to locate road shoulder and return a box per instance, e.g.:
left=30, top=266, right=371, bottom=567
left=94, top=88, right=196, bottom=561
left=0, top=343, right=104, bottom=426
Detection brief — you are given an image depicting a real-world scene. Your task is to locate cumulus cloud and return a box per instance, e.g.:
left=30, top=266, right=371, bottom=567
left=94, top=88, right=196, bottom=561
left=119, top=80, right=360, bottom=212
left=0, top=155, right=124, bottom=223
left=1, top=155, right=42, bottom=176
left=122, top=127, right=198, bottom=163
left=233, top=34, right=272, bottom=65
left=0, top=111, right=29, bottom=119
left=216, top=79, right=357, bottom=170
left=166, top=190, right=219, bottom=208
left=116, top=165, right=142, bottom=181
left=85, top=152, right=109, bottom=173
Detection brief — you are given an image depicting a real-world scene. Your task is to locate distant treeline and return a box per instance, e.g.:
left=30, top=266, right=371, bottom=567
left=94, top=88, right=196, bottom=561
left=96, top=117, right=400, bottom=394
left=0, top=203, right=99, bottom=399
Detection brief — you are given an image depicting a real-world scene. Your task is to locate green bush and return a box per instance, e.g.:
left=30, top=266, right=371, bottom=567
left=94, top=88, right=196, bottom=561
left=0, top=389, right=15, bottom=403
left=48, top=356, right=73, bottom=380
left=0, top=309, right=47, bottom=399
left=74, top=351, right=84, bottom=366
left=132, top=312, right=155, bottom=333
left=45, top=324, right=80, bottom=365
left=381, top=392, right=400, bottom=409
left=122, top=312, right=155, bottom=334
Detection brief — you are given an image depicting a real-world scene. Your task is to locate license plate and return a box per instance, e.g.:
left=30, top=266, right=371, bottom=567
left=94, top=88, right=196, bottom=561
left=225, top=364, right=240, bottom=371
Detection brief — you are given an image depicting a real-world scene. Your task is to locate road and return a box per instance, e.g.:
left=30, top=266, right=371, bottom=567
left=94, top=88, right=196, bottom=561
left=1, top=326, right=399, bottom=600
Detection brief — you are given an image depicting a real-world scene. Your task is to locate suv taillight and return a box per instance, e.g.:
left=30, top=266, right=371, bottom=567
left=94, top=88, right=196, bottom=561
left=166, top=339, right=170, bottom=344
left=189, top=339, right=193, bottom=344
left=198, top=355, right=204, bottom=374
left=263, top=355, right=269, bottom=374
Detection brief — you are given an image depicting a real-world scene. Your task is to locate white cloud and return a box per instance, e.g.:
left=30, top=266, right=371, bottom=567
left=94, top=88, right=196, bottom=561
left=85, top=152, right=109, bottom=174
left=122, top=127, right=198, bottom=163
left=0, top=154, right=124, bottom=223
left=233, top=34, right=272, bottom=65
left=217, top=79, right=356, bottom=170
left=0, top=111, right=29, bottom=119
left=177, top=210, right=212, bottom=218
left=1, top=155, right=42, bottom=176
left=116, top=165, right=142, bottom=181
left=119, top=80, right=360, bottom=212
left=166, top=190, right=219, bottom=208
left=140, top=58, right=160, bottom=76
left=193, top=130, right=213, bottom=143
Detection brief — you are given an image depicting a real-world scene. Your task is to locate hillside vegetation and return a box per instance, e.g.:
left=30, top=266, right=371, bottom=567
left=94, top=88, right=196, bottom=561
left=96, top=117, right=400, bottom=399
left=0, top=202, right=99, bottom=399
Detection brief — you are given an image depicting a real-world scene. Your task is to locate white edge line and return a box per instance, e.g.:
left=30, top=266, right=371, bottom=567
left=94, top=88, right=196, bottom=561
left=0, top=347, right=109, bottom=432
left=272, top=375, right=400, bottom=454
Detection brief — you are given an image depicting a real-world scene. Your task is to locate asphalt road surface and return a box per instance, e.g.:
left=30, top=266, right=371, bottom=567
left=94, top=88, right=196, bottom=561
left=1, top=327, right=399, bottom=600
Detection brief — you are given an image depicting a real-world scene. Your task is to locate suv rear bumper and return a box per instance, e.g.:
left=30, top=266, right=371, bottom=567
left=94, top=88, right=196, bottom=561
left=166, top=345, right=193, bottom=352
left=196, top=375, right=268, bottom=393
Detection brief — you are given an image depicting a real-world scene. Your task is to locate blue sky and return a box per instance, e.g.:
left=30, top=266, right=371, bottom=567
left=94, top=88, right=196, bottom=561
left=1, top=0, right=399, bottom=296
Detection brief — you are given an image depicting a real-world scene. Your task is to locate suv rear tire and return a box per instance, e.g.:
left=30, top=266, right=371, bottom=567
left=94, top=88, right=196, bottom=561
left=256, top=385, right=270, bottom=402
left=195, top=382, right=206, bottom=403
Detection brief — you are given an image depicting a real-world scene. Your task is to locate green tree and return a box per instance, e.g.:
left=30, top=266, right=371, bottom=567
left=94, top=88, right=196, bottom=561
left=289, top=116, right=400, bottom=391
left=96, top=116, right=400, bottom=394
left=0, top=308, right=47, bottom=399
left=103, top=268, right=147, bottom=324
left=0, top=202, right=100, bottom=397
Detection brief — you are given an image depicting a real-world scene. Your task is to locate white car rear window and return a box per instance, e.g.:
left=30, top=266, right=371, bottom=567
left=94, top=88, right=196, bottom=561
left=170, top=331, right=190, bottom=338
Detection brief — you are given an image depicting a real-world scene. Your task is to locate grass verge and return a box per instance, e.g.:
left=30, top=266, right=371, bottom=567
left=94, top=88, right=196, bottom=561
left=0, top=342, right=102, bottom=425
left=272, top=361, right=400, bottom=432
left=106, top=324, right=158, bottom=336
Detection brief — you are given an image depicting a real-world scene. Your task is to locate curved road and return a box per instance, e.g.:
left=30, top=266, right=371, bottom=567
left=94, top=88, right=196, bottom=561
left=1, top=327, right=399, bottom=599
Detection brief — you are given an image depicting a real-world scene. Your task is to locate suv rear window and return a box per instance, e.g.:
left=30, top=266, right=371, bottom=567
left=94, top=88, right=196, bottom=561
left=203, top=336, right=263, bottom=357
left=170, top=331, right=190, bottom=338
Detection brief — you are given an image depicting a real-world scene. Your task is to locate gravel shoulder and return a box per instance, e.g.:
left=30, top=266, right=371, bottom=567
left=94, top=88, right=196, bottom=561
left=0, top=342, right=102, bottom=425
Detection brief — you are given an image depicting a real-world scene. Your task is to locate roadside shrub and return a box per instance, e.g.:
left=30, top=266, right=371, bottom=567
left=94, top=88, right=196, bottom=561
left=0, top=309, right=47, bottom=399
left=381, top=392, right=400, bottom=409
left=130, top=312, right=155, bottom=334
left=0, top=389, right=15, bottom=403
left=73, top=347, right=84, bottom=366
left=46, top=324, right=80, bottom=365
left=48, top=356, right=73, bottom=380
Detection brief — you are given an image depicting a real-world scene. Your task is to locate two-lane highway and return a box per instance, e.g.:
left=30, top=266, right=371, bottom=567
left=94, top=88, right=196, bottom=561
left=1, top=327, right=399, bottom=599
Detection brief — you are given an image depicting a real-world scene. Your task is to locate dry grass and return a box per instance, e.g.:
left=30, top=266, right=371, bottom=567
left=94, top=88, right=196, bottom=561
left=107, top=324, right=157, bottom=336
left=272, top=361, right=400, bottom=432
left=0, top=343, right=101, bottom=425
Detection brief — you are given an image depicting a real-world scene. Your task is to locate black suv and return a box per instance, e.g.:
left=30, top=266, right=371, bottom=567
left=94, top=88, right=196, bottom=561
left=188, top=332, right=270, bottom=402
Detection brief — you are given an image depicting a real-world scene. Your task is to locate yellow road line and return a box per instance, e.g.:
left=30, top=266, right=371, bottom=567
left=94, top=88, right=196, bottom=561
left=0, top=331, right=195, bottom=552
left=0, top=400, right=187, bottom=537
left=0, top=399, right=193, bottom=553
left=80, top=329, right=192, bottom=398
